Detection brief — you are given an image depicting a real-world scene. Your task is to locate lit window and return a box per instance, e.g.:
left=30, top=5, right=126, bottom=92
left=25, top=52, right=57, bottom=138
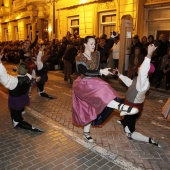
left=99, top=12, right=116, bottom=38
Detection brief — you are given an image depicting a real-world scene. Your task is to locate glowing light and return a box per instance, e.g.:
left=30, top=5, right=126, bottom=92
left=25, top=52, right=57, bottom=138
left=80, top=0, right=88, bottom=4
left=16, top=15, right=21, bottom=19
left=48, top=27, right=52, bottom=32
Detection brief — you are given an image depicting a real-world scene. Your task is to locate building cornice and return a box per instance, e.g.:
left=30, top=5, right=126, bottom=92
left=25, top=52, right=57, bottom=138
left=55, top=0, right=113, bottom=10
left=145, top=0, right=170, bottom=7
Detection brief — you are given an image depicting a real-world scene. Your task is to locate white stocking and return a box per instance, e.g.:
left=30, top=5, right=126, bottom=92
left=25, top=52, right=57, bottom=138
left=107, top=100, right=119, bottom=109
left=107, top=100, right=138, bottom=115
left=107, top=100, right=130, bottom=110
left=13, top=120, right=19, bottom=127
left=84, top=123, right=91, bottom=133
left=124, top=126, right=149, bottom=143
left=131, top=132, right=149, bottom=142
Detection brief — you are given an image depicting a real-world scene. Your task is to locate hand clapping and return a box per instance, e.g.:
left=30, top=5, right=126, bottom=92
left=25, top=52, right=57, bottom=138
left=112, top=68, right=120, bottom=76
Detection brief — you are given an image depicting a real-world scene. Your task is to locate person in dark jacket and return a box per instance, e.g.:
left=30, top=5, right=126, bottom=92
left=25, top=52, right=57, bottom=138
left=19, top=31, right=39, bottom=98
left=155, top=49, right=170, bottom=90
left=154, top=33, right=170, bottom=75
left=19, top=31, right=39, bottom=73
left=0, top=58, right=43, bottom=132
left=130, top=35, right=142, bottom=55
left=20, top=31, right=39, bottom=62
left=63, top=42, right=79, bottom=82
left=127, top=47, right=144, bottom=79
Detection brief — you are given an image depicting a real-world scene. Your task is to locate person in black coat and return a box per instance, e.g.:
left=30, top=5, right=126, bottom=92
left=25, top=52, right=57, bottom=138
left=19, top=31, right=39, bottom=97
left=19, top=31, right=39, bottom=68
left=130, top=35, right=142, bottom=55
left=63, top=42, right=79, bottom=82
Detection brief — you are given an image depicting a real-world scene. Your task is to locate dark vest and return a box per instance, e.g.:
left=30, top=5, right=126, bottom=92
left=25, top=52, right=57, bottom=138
left=126, top=78, right=138, bottom=103
left=8, top=76, right=31, bottom=110
left=125, top=77, right=148, bottom=104
left=9, top=76, right=31, bottom=97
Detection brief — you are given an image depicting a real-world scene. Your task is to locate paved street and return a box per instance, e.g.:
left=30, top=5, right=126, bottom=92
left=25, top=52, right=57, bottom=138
left=1, top=61, right=170, bottom=170
left=1, top=89, right=132, bottom=170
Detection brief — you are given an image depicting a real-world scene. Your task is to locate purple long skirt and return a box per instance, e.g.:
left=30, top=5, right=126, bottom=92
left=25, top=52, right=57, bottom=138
left=72, top=76, right=119, bottom=126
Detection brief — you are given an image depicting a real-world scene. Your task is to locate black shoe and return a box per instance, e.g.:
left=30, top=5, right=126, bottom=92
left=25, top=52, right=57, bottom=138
left=118, top=103, right=139, bottom=116
left=40, top=92, right=55, bottom=99
left=83, top=132, right=94, bottom=143
left=31, top=126, right=44, bottom=132
left=17, top=121, right=32, bottom=130
left=48, top=96, right=56, bottom=99
left=127, top=133, right=133, bottom=140
left=149, top=137, right=167, bottom=148
left=40, top=92, right=49, bottom=98
left=16, top=121, right=44, bottom=132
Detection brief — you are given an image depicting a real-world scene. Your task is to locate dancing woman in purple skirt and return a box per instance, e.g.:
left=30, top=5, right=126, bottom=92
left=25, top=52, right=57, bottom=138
left=72, top=35, right=139, bottom=143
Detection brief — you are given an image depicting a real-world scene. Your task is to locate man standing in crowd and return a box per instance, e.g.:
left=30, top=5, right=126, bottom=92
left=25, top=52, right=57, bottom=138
left=154, top=33, right=170, bottom=88
left=63, top=42, right=79, bottom=82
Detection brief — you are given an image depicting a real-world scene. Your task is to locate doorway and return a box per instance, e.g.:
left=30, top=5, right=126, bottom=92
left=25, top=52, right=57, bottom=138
left=4, top=28, right=8, bottom=41
left=14, top=27, right=19, bottom=41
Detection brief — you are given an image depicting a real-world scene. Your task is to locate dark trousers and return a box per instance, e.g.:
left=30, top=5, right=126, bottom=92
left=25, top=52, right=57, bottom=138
left=121, top=100, right=143, bottom=133
left=37, top=82, right=45, bottom=92
left=64, top=60, right=72, bottom=80
left=10, top=108, right=24, bottom=123
left=113, top=59, right=119, bottom=69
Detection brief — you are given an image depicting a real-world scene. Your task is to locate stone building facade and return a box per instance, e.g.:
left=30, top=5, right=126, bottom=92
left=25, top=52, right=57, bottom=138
left=0, top=0, right=169, bottom=42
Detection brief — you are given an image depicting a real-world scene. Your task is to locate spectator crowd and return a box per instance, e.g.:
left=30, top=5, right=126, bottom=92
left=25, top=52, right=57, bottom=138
left=0, top=31, right=170, bottom=90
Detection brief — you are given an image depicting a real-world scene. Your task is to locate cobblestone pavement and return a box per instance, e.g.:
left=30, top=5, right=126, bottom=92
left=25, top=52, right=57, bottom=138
left=1, top=62, right=170, bottom=170
left=0, top=92, right=129, bottom=170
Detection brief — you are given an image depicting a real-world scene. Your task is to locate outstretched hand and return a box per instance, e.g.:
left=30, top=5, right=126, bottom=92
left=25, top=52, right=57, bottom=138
left=100, top=68, right=113, bottom=76
left=147, top=44, right=157, bottom=58
left=40, top=45, right=46, bottom=51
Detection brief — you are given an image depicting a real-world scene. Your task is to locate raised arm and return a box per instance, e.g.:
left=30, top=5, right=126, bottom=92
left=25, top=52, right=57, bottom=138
left=0, top=58, right=18, bottom=90
left=30, top=31, right=39, bottom=49
left=99, top=32, right=118, bottom=57
left=36, top=45, right=46, bottom=71
left=136, top=44, right=157, bottom=92
left=113, top=68, right=133, bottom=87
